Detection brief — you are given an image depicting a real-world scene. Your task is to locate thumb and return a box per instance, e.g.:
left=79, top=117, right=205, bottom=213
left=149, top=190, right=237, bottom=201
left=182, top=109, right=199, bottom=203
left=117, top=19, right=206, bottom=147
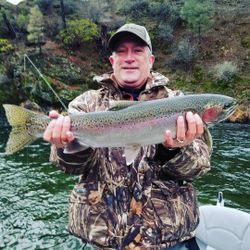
left=66, top=131, right=75, bottom=142
left=49, top=110, right=60, bottom=119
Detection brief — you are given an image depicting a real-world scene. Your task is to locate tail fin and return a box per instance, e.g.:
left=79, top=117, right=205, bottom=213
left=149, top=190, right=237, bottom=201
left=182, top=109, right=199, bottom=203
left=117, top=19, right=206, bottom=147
left=3, top=104, right=43, bottom=154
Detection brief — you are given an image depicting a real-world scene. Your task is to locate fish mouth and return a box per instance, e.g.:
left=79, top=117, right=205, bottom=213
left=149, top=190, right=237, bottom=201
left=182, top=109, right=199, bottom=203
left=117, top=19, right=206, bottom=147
left=220, top=100, right=237, bottom=122
left=225, top=101, right=237, bottom=116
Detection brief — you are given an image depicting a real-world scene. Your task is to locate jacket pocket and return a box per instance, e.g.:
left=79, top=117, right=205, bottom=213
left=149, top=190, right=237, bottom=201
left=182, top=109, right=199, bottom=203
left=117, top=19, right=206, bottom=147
left=142, top=180, right=199, bottom=242
left=68, top=183, right=119, bottom=247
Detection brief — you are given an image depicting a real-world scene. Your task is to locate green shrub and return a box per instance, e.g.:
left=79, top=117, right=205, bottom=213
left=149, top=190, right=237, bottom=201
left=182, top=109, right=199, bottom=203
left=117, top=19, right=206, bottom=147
left=158, top=23, right=174, bottom=43
left=149, top=0, right=179, bottom=26
left=180, top=0, right=214, bottom=36
left=171, top=38, right=198, bottom=70
left=238, top=89, right=250, bottom=107
left=118, top=0, right=150, bottom=19
left=34, top=0, right=53, bottom=12
left=214, top=61, right=238, bottom=83
left=16, top=13, right=29, bottom=31
left=241, top=35, right=250, bottom=48
left=59, top=19, right=99, bottom=48
left=0, top=38, right=14, bottom=53
left=60, top=88, right=82, bottom=102
left=149, top=1, right=171, bottom=20
left=27, top=5, right=45, bottom=50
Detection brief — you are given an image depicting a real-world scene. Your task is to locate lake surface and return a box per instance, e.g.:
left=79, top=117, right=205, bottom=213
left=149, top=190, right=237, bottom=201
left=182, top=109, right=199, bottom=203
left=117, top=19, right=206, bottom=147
left=0, top=123, right=249, bottom=249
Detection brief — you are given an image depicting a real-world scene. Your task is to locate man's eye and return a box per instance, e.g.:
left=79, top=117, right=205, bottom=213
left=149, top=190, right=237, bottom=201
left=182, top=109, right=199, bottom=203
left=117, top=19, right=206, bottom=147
left=134, top=49, right=143, bottom=53
left=116, top=49, right=125, bottom=53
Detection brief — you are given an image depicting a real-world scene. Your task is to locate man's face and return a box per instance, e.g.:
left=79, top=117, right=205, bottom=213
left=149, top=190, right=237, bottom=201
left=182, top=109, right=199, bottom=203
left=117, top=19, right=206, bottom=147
left=109, top=38, right=155, bottom=89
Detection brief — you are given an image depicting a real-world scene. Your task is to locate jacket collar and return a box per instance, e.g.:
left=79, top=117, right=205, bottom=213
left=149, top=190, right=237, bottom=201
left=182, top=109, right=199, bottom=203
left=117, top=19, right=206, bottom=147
left=93, top=71, right=170, bottom=90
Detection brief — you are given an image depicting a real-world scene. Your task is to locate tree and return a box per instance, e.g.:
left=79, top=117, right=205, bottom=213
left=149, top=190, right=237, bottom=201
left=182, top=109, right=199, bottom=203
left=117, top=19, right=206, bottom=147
left=118, top=0, right=150, bottom=20
left=27, top=5, right=45, bottom=54
left=60, top=0, right=67, bottom=29
left=172, top=38, right=198, bottom=71
left=0, top=38, right=14, bottom=53
left=0, top=4, right=16, bottom=38
left=180, top=0, right=214, bottom=44
left=59, top=19, right=98, bottom=48
left=16, top=13, right=29, bottom=33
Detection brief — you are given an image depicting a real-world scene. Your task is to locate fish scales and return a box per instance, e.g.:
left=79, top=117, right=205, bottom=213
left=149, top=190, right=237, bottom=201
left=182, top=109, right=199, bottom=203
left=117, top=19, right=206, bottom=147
left=68, top=94, right=224, bottom=148
left=71, top=109, right=181, bottom=148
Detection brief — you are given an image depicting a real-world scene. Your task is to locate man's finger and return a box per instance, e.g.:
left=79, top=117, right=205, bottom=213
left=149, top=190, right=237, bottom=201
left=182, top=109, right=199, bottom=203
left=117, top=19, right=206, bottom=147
left=49, top=110, right=59, bottom=119
left=194, top=113, right=204, bottom=137
left=52, top=116, right=64, bottom=147
left=163, top=130, right=174, bottom=147
left=176, top=115, right=185, bottom=142
left=186, top=111, right=196, bottom=141
left=66, top=131, right=75, bottom=142
left=61, top=116, right=71, bottom=143
left=43, top=119, right=56, bottom=142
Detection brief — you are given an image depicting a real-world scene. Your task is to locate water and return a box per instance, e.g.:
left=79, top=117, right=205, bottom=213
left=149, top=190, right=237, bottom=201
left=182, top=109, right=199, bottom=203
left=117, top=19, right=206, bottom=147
left=194, top=123, right=250, bottom=210
left=0, top=123, right=249, bottom=249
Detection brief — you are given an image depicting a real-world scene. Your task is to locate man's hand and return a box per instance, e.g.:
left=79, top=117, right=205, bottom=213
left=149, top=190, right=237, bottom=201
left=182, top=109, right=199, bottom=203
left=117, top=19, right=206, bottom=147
left=163, top=111, right=204, bottom=148
left=43, top=110, right=74, bottom=148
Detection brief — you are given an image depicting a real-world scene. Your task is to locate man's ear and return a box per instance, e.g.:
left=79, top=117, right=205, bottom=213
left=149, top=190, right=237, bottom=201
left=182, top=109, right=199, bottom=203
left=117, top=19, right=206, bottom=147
left=150, top=55, right=155, bottom=69
left=109, top=55, right=114, bottom=65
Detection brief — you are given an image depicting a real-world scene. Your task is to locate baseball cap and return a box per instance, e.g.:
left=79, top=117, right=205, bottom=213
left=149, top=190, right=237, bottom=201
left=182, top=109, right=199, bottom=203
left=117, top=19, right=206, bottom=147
left=108, top=23, right=152, bottom=52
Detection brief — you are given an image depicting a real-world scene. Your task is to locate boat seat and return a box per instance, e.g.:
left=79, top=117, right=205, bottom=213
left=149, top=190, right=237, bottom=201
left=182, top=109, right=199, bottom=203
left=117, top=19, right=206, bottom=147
left=196, top=205, right=250, bottom=250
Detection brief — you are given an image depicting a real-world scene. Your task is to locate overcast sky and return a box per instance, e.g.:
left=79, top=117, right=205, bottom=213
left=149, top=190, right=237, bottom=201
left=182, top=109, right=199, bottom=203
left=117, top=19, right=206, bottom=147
left=6, top=0, right=24, bottom=6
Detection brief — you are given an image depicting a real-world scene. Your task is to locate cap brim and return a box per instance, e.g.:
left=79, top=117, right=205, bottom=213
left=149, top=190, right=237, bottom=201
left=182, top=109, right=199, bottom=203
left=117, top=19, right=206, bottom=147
left=108, top=31, right=149, bottom=51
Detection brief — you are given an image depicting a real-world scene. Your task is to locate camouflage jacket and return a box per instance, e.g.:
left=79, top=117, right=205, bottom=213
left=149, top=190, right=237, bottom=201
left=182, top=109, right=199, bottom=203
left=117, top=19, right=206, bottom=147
left=51, top=72, right=212, bottom=250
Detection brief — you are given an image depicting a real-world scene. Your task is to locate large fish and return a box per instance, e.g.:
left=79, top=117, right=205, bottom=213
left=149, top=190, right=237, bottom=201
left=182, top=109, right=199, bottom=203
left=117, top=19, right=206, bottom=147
left=3, top=94, right=236, bottom=163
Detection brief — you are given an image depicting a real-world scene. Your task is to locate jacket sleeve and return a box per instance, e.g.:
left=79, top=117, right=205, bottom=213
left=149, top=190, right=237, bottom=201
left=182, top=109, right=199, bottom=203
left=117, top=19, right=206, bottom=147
left=156, top=127, right=213, bottom=180
left=50, top=90, right=99, bottom=175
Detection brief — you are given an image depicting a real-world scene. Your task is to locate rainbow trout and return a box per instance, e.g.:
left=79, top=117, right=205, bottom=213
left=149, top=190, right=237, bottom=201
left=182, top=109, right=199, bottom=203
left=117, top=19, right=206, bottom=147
left=3, top=94, right=236, bottom=162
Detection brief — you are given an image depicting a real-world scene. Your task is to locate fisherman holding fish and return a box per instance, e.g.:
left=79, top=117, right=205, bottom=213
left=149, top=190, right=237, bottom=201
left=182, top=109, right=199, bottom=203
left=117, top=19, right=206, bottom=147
left=3, top=23, right=236, bottom=249
left=42, top=24, right=213, bottom=250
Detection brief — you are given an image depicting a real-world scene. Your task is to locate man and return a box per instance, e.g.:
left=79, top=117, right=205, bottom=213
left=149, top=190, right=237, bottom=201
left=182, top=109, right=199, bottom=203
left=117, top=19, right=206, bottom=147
left=44, top=23, right=211, bottom=250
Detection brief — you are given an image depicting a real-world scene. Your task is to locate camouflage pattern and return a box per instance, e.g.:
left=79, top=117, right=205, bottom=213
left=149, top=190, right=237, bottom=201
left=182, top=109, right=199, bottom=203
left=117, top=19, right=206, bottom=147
left=51, top=72, right=212, bottom=250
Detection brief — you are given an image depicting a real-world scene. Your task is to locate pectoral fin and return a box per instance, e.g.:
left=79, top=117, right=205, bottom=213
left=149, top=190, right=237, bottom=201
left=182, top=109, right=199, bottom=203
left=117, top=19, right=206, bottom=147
left=64, top=139, right=90, bottom=154
left=203, top=126, right=213, bottom=150
left=124, top=145, right=141, bottom=165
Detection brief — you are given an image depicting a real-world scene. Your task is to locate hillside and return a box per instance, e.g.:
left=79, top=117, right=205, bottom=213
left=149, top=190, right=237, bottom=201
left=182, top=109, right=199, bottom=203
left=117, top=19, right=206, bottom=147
left=0, top=0, right=249, bottom=122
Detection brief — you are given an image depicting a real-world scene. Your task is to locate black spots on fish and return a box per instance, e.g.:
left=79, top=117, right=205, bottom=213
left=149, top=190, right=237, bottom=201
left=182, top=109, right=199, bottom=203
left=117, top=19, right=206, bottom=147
left=28, top=116, right=49, bottom=133
left=72, top=120, right=83, bottom=129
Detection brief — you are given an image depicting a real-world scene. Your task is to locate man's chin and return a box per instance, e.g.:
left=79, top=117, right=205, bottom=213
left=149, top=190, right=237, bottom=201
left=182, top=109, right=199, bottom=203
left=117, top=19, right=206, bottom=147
left=121, top=75, right=140, bottom=84
left=122, top=79, right=138, bottom=85
left=121, top=80, right=145, bottom=89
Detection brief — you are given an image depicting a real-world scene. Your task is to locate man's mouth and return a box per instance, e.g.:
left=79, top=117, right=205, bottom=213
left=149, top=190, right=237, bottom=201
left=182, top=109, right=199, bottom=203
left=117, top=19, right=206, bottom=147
left=122, top=67, right=138, bottom=70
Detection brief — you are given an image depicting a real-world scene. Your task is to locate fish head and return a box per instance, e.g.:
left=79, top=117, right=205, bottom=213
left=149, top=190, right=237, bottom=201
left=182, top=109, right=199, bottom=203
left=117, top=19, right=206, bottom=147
left=201, top=95, right=237, bottom=125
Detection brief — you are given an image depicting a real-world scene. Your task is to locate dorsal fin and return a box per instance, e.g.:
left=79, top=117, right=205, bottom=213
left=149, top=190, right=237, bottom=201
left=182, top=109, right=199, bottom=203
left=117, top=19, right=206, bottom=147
left=108, top=100, right=142, bottom=111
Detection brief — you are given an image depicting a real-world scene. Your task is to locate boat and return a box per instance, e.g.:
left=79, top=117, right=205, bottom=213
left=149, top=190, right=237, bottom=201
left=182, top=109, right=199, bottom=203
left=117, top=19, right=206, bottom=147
left=196, top=192, right=250, bottom=250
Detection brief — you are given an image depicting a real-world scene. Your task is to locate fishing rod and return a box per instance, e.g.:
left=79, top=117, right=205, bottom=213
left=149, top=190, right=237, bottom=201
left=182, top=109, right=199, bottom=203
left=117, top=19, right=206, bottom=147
left=4, top=0, right=67, bottom=111
left=23, top=54, right=68, bottom=111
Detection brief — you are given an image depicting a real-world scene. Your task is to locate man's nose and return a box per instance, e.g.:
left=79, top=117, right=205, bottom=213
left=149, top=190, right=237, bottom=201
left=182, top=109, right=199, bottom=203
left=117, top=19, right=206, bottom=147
left=124, top=51, right=135, bottom=63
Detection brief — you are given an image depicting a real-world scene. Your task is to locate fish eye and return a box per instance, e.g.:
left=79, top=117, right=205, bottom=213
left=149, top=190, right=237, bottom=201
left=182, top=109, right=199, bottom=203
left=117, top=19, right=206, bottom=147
left=224, top=102, right=232, bottom=109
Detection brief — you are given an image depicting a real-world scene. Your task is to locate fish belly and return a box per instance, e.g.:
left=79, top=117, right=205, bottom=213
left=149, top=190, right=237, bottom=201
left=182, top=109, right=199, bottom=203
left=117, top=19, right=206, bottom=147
left=74, top=113, right=179, bottom=148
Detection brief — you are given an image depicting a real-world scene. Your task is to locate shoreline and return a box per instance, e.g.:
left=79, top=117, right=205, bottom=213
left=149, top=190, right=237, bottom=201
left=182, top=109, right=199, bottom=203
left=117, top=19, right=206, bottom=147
left=227, top=106, right=250, bottom=124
